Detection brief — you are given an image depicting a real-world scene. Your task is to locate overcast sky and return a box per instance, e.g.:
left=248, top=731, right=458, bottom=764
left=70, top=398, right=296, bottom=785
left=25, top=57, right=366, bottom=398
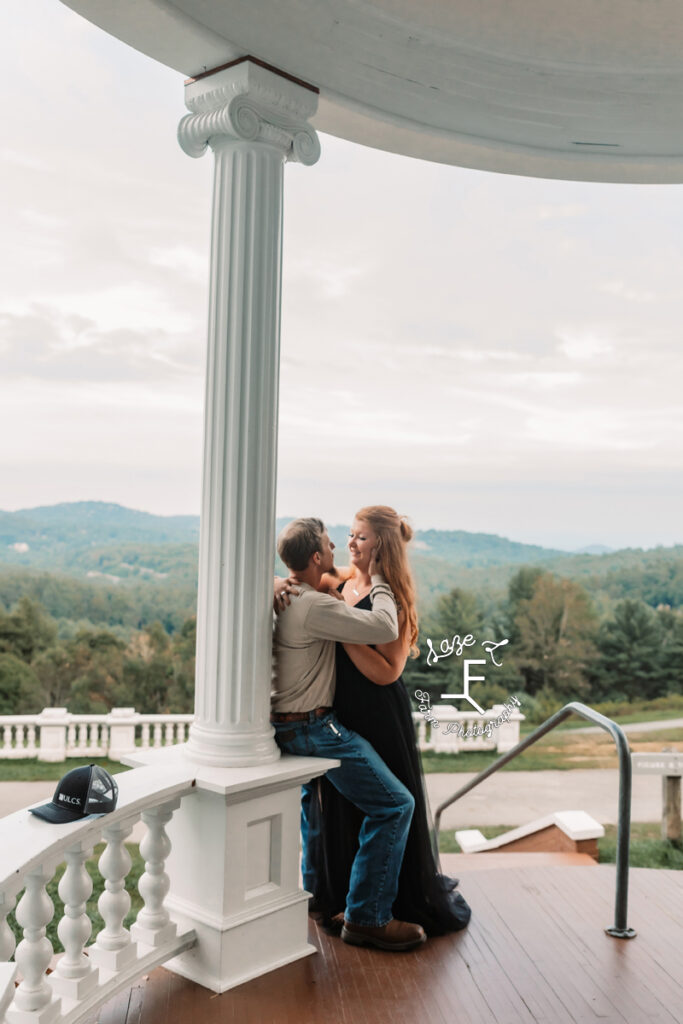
left=2, top=1, right=682, bottom=551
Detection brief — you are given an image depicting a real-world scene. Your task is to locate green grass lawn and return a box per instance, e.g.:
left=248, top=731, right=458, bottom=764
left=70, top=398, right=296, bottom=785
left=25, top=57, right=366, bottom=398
left=0, top=758, right=132, bottom=783
left=0, top=727, right=680, bottom=780
left=598, top=823, right=683, bottom=870
left=7, top=843, right=144, bottom=954
left=420, top=725, right=683, bottom=773
left=438, top=821, right=683, bottom=870
left=523, top=705, right=683, bottom=735
left=419, top=747, right=592, bottom=773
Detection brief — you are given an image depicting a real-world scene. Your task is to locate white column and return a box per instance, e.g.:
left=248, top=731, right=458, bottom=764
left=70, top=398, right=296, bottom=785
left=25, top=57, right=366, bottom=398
left=121, top=61, right=337, bottom=995
left=178, top=59, right=320, bottom=767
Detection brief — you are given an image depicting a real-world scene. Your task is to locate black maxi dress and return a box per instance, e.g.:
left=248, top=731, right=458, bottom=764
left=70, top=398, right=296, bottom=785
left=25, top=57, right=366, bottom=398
left=307, top=592, right=471, bottom=935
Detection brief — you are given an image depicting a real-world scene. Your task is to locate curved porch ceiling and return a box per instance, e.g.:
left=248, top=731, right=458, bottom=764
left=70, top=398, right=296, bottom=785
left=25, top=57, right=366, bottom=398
left=60, top=0, right=683, bottom=182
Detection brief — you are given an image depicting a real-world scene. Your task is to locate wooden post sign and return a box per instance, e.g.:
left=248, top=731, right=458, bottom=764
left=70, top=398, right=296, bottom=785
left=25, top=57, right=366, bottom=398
left=632, top=751, right=682, bottom=841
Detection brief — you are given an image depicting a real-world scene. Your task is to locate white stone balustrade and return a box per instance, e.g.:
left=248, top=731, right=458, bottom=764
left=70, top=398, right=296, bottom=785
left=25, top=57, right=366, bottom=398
left=89, top=821, right=136, bottom=973
left=0, top=719, right=41, bottom=761
left=0, top=764, right=197, bottom=1024
left=50, top=842, right=98, bottom=1003
left=0, top=706, right=523, bottom=762
left=131, top=803, right=177, bottom=948
left=0, top=710, right=194, bottom=763
left=11, top=865, right=58, bottom=1024
left=412, top=703, right=525, bottom=754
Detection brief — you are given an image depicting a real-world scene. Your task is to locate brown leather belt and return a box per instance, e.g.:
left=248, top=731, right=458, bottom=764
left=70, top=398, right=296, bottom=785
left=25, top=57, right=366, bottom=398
left=271, top=706, right=332, bottom=723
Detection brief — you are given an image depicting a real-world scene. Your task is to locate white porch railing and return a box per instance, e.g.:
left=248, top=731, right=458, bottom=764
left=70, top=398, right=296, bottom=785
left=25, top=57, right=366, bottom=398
left=0, top=763, right=196, bottom=1024
left=412, top=704, right=524, bottom=754
left=0, top=706, right=524, bottom=763
left=0, top=710, right=194, bottom=763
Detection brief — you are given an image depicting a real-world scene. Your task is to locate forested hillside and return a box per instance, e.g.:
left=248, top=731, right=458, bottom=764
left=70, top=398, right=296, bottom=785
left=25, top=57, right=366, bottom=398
left=1, top=502, right=681, bottom=722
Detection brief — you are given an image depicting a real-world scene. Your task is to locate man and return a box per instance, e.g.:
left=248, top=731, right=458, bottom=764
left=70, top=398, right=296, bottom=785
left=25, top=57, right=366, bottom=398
left=271, top=517, right=426, bottom=951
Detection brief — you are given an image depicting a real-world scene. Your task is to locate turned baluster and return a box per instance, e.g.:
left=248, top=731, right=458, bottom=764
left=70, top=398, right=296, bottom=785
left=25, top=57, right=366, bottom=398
left=26, top=725, right=36, bottom=755
left=11, top=866, right=59, bottom=1022
left=90, top=821, right=136, bottom=971
left=164, top=723, right=174, bottom=746
left=0, top=891, right=17, bottom=962
left=49, top=842, right=98, bottom=1000
left=153, top=724, right=162, bottom=749
left=66, top=723, right=77, bottom=754
left=141, top=723, right=150, bottom=749
left=131, top=802, right=179, bottom=947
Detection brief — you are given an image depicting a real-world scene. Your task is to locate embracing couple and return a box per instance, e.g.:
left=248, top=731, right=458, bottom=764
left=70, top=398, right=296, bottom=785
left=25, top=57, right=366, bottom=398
left=271, top=505, right=471, bottom=952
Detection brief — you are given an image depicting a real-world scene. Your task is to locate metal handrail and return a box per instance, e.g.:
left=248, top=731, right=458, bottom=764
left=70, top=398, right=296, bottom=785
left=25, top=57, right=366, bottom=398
left=433, top=700, right=636, bottom=939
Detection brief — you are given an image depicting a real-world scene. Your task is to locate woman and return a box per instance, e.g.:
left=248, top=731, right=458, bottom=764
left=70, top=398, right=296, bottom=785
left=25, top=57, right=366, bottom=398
left=288, top=505, right=471, bottom=936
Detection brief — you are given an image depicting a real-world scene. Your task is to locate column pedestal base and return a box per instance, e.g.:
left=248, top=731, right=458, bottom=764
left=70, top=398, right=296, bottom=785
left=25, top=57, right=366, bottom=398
left=122, top=745, right=338, bottom=993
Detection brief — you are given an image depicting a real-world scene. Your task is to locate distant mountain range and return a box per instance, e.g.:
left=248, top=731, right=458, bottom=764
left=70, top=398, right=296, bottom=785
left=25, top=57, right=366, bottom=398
left=0, top=502, right=680, bottom=609
left=0, top=501, right=571, bottom=574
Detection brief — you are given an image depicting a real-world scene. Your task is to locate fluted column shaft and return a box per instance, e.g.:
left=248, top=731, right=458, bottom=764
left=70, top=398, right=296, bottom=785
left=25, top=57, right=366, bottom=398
left=178, top=60, right=320, bottom=765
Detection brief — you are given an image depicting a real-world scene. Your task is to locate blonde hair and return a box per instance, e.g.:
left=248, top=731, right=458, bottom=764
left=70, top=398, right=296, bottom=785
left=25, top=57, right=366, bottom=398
left=354, top=505, right=419, bottom=657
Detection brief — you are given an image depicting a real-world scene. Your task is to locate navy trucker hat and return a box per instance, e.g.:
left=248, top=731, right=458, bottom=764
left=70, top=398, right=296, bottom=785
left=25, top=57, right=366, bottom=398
left=29, top=764, right=119, bottom=824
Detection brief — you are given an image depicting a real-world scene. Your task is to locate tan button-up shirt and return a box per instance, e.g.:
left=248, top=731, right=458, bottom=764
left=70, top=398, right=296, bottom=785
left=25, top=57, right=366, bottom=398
left=271, top=576, right=398, bottom=713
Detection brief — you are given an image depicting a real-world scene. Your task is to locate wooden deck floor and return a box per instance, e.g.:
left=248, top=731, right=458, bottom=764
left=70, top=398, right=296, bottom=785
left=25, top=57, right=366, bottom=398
left=95, top=863, right=682, bottom=1024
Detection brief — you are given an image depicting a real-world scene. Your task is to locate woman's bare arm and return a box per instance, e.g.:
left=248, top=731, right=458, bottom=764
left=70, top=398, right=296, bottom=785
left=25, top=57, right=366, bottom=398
left=342, top=611, right=410, bottom=685
left=320, top=566, right=354, bottom=592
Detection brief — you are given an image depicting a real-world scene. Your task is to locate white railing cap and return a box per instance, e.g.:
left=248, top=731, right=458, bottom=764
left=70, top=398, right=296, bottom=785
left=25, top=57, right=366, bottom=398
left=135, top=714, right=194, bottom=722
left=0, top=764, right=196, bottom=893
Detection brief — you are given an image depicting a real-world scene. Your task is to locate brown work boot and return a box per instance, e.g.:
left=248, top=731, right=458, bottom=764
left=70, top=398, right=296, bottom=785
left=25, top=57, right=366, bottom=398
left=341, top=918, right=426, bottom=951
left=321, top=912, right=345, bottom=936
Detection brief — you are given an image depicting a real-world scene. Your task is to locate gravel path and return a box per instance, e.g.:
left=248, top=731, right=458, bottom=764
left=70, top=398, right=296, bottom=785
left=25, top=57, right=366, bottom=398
left=425, top=769, right=663, bottom=829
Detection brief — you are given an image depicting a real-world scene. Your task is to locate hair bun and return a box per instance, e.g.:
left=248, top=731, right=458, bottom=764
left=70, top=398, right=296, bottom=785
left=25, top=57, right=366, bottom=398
left=399, top=516, right=413, bottom=543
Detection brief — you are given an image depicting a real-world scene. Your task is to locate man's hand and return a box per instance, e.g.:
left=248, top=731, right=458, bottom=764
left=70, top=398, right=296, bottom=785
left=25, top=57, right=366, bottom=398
left=274, top=576, right=301, bottom=613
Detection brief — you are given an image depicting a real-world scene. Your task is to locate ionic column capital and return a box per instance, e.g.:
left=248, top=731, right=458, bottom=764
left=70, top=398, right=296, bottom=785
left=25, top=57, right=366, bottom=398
left=178, top=59, right=320, bottom=165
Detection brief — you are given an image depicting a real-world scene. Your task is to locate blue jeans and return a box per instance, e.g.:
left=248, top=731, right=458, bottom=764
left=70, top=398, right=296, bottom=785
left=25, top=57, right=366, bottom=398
left=273, top=710, right=414, bottom=927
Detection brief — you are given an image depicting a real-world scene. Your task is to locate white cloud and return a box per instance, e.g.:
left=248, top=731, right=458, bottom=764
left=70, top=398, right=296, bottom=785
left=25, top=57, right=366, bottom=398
left=2, top=0, right=683, bottom=546
left=506, top=371, right=582, bottom=389
left=556, top=330, right=615, bottom=361
left=536, top=203, right=587, bottom=220
left=522, top=409, right=653, bottom=452
left=149, top=245, right=207, bottom=282
left=600, top=280, right=656, bottom=303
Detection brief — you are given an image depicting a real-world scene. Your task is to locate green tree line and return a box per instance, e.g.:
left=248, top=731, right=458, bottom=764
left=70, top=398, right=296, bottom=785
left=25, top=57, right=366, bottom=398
left=1, top=567, right=682, bottom=719
left=403, top=567, right=683, bottom=721
left=0, top=597, right=196, bottom=715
